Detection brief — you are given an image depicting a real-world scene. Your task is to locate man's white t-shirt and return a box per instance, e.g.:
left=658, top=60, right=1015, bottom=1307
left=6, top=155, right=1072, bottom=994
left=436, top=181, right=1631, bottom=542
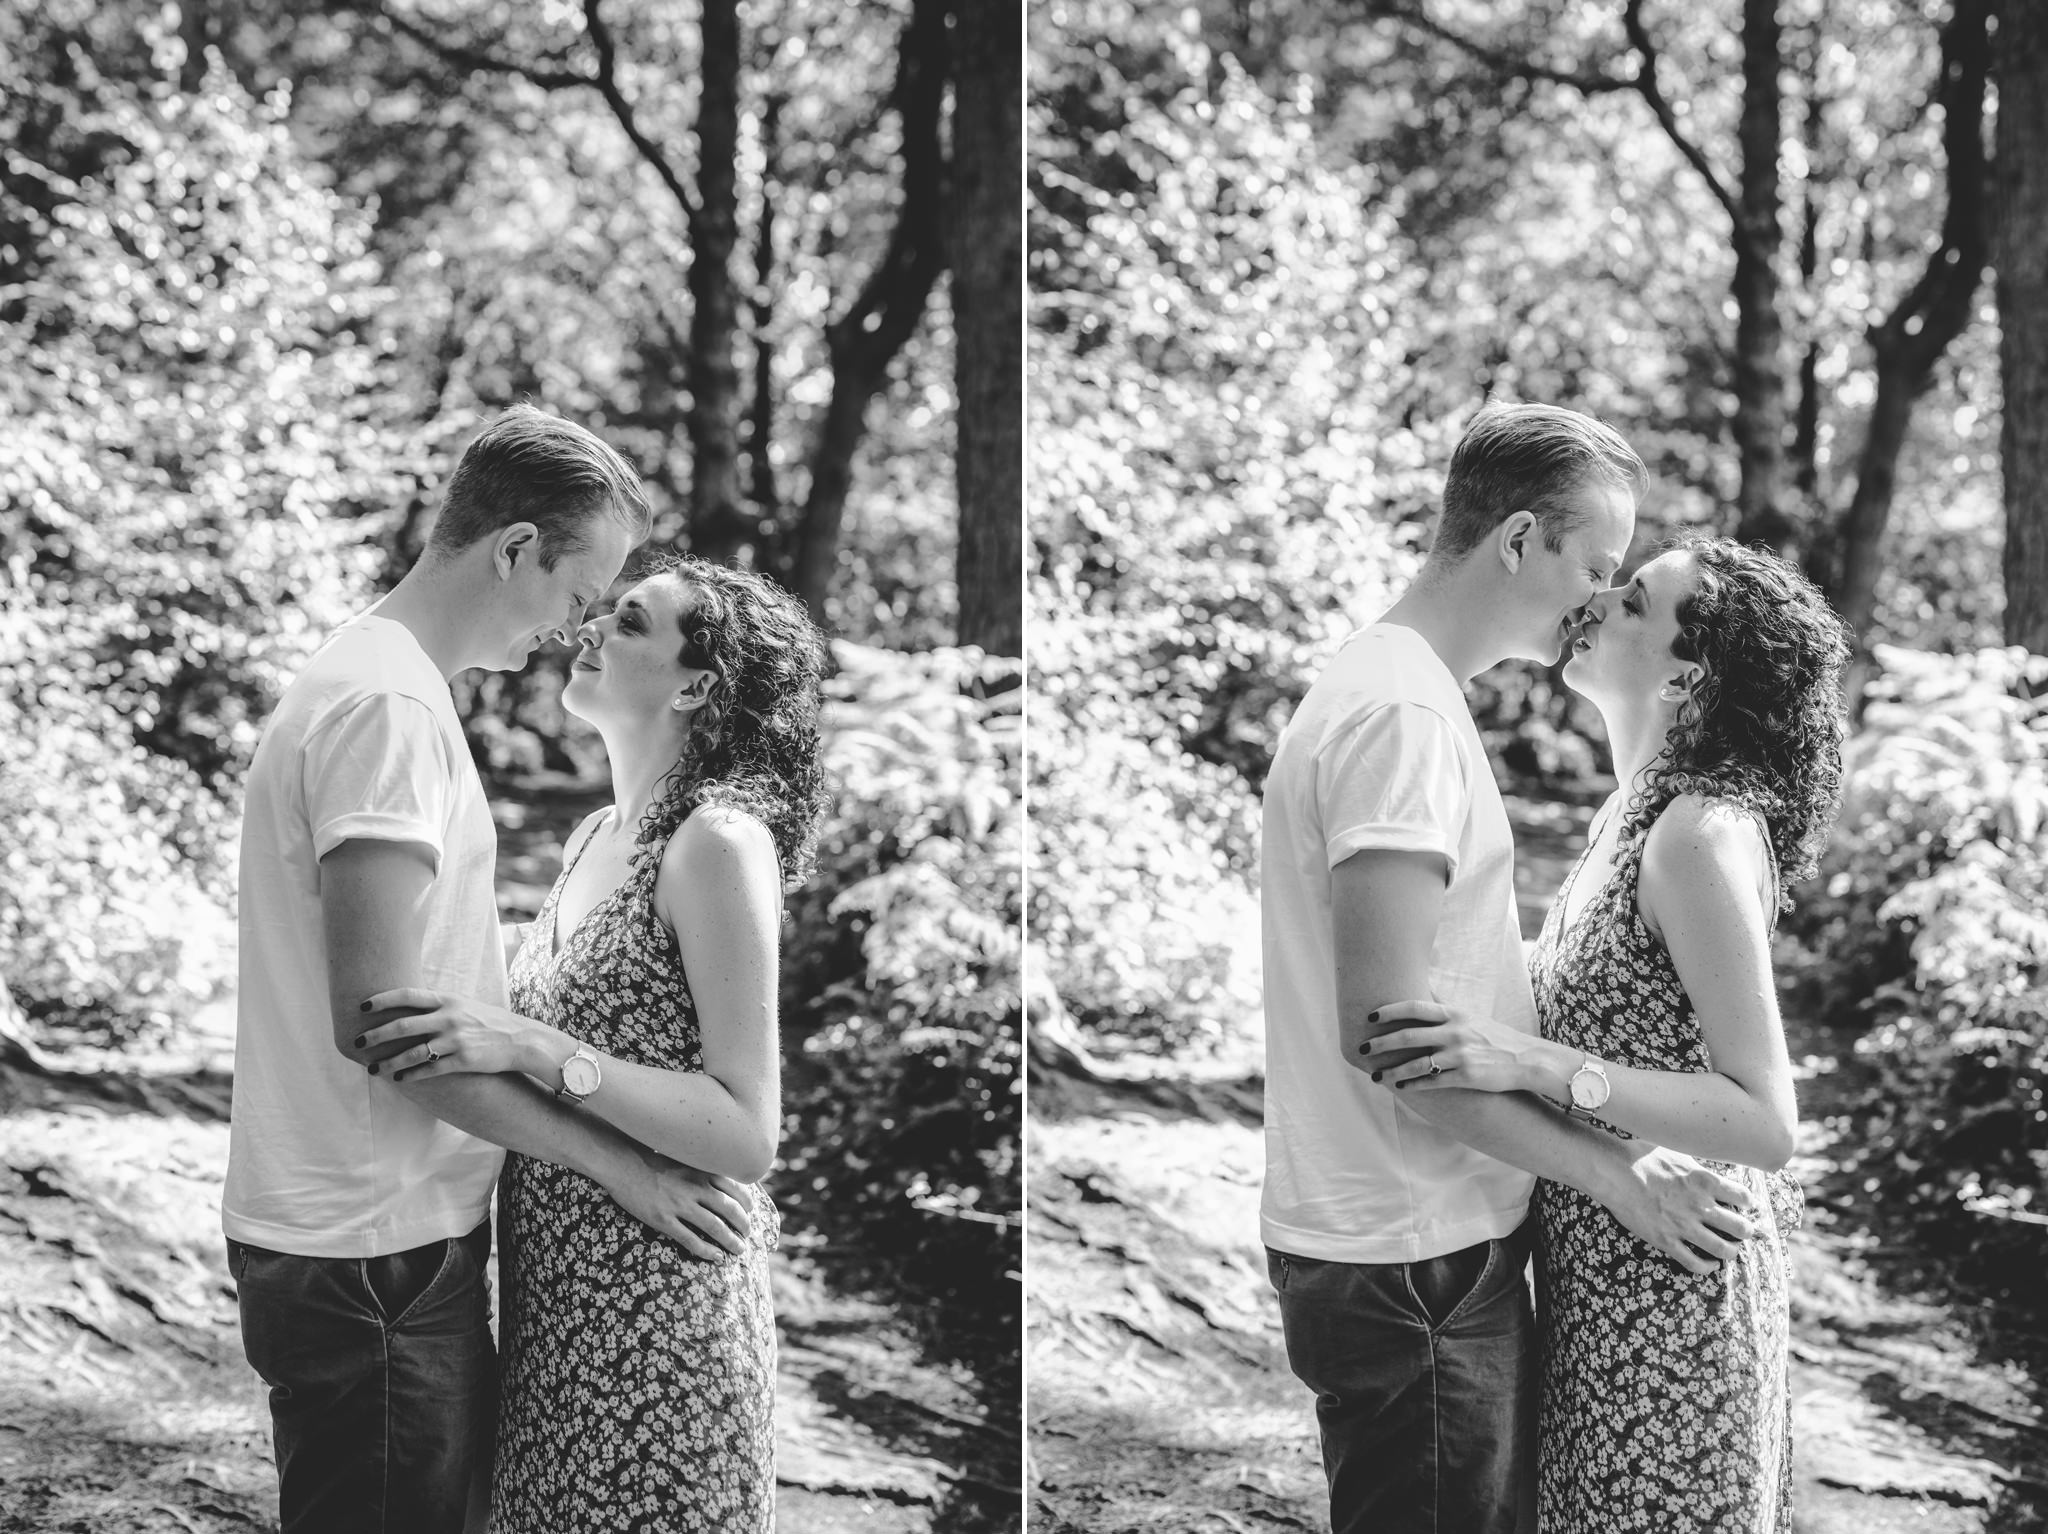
left=223, top=614, right=507, bottom=1258
left=1260, top=622, right=1537, bottom=1265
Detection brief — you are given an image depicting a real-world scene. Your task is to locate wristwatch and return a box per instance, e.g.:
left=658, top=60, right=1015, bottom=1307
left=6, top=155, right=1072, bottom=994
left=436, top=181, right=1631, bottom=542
left=556, top=1045, right=603, bottom=1104
left=1567, top=1058, right=1611, bottom=1117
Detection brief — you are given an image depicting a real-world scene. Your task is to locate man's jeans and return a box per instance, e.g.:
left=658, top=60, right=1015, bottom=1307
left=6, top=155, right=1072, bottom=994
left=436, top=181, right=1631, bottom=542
left=228, top=1220, right=495, bottom=1534
left=1268, top=1220, right=1537, bottom=1534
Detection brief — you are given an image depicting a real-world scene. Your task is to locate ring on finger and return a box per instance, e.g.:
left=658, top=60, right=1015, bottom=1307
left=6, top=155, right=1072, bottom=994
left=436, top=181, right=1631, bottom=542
left=426, top=1044, right=441, bottom=1063
left=1426, top=1054, right=1443, bottom=1077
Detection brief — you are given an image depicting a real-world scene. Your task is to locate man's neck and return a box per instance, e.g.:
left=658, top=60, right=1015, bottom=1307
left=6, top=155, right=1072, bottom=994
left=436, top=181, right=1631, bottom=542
left=372, top=561, right=482, bottom=681
left=1378, top=562, right=1513, bottom=685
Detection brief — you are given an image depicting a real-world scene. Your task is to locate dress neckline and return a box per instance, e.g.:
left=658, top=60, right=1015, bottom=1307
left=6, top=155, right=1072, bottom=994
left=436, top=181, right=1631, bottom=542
left=547, top=809, right=630, bottom=964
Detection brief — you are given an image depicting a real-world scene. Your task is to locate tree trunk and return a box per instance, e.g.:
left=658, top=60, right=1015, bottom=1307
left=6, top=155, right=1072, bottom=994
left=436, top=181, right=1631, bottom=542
left=1730, top=0, right=1795, bottom=553
left=1998, top=0, right=2048, bottom=651
left=747, top=92, right=783, bottom=522
left=1836, top=0, right=1991, bottom=682
left=788, top=0, right=950, bottom=624
left=179, top=0, right=215, bottom=91
left=684, top=0, right=750, bottom=562
left=950, top=0, right=1022, bottom=656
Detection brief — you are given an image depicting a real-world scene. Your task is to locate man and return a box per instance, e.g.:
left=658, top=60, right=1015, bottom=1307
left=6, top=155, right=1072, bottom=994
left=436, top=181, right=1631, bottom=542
left=1259, top=403, right=1761, bottom=1534
left=223, top=406, right=749, bottom=1533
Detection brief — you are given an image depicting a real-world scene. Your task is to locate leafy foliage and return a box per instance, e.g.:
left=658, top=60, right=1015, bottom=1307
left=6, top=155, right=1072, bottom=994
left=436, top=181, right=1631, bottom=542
left=777, top=643, right=1021, bottom=1344
left=0, top=21, right=408, bottom=1026
left=1786, top=646, right=2048, bottom=1277
left=1030, top=1, right=1427, bottom=1048
left=0, top=593, right=233, bottom=1029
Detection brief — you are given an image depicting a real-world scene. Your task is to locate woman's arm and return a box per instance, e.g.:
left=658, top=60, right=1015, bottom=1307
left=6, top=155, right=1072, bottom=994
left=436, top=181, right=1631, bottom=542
left=532, top=807, right=783, bottom=1182
left=1373, top=795, right=1797, bottom=1171
left=355, top=807, right=784, bottom=1183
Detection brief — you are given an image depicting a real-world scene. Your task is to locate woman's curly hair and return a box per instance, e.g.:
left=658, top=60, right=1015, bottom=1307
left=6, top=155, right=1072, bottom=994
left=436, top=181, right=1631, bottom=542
left=1618, top=536, right=1853, bottom=904
left=628, top=554, right=831, bottom=888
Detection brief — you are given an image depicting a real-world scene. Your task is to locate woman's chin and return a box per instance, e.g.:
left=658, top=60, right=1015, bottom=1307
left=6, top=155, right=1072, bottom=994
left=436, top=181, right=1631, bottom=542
left=560, top=676, right=602, bottom=726
left=1559, top=652, right=1597, bottom=698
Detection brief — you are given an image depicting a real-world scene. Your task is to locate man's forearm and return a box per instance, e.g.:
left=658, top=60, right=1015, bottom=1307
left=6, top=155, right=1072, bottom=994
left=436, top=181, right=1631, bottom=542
left=392, top=1070, right=639, bottom=1189
left=1397, top=1086, right=1627, bottom=1206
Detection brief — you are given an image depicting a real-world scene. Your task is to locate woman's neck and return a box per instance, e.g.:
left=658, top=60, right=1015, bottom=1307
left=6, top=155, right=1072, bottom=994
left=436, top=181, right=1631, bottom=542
left=599, top=721, right=690, bottom=841
left=1599, top=700, right=1677, bottom=812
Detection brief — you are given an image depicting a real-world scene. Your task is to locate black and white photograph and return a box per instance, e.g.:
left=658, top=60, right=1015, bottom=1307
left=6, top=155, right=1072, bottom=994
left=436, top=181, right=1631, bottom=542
left=1027, top=2, right=2048, bottom=1531
left=0, top=1, right=1020, bottom=1530
left=17, top=1, right=2048, bottom=1531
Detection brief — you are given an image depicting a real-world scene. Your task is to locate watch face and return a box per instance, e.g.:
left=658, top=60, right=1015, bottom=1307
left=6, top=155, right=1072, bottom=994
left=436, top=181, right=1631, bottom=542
left=563, top=1054, right=602, bottom=1096
left=1570, top=1068, right=1606, bottom=1110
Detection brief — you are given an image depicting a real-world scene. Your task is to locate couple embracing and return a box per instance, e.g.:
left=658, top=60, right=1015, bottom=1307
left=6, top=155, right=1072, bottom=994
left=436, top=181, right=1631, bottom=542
left=1261, top=404, right=1852, bottom=1533
left=221, top=407, right=826, bottom=1532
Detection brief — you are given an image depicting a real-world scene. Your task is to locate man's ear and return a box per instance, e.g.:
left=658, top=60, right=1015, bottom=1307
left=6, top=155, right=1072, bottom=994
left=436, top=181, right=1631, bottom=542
left=492, top=523, right=541, bottom=581
left=1497, top=510, right=1538, bottom=574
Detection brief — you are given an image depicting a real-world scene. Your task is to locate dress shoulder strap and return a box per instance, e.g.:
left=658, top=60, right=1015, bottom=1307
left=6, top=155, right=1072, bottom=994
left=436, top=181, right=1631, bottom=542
left=1629, top=792, right=1783, bottom=933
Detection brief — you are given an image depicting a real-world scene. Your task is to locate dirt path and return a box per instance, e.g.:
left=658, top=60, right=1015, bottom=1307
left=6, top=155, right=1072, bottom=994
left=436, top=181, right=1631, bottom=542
left=0, top=780, right=1018, bottom=1531
left=0, top=1044, right=1010, bottom=1532
left=1027, top=796, right=2048, bottom=1532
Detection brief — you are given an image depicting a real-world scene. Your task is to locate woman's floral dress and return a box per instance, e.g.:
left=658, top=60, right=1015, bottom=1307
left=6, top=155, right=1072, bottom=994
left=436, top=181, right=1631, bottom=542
left=1528, top=802, right=1801, bottom=1534
left=491, top=820, right=778, bottom=1533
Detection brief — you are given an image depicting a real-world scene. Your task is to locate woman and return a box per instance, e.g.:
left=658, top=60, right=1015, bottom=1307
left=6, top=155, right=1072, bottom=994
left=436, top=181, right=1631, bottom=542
left=356, top=554, right=829, bottom=1532
left=1370, top=537, right=1851, bottom=1532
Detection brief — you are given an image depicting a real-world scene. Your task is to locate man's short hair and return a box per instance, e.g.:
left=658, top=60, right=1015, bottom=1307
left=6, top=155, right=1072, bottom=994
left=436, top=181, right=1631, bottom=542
left=427, top=404, right=654, bottom=568
left=1430, top=403, right=1647, bottom=561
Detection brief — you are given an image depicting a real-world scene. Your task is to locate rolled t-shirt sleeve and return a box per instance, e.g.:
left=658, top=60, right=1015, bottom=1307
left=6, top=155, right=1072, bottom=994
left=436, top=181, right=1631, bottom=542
left=302, top=693, right=452, bottom=868
left=1314, top=701, right=1470, bottom=879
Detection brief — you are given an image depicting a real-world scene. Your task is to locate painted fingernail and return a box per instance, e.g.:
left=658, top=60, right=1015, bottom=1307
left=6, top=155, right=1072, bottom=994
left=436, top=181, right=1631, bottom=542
left=359, top=1000, right=373, bottom=1013
left=368, top=1063, right=379, bottom=1075
left=1367, top=1010, right=1380, bottom=1023
left=1371, top=1071, right=1383, bottom=1083
left=353, top=1035, right=366, bottom=1050
left=1359, top=1041, right=1371, bottom=1056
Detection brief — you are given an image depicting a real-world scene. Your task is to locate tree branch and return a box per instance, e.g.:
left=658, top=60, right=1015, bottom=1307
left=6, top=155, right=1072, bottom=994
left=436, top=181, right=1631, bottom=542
left=1364, top=0, right=1635, bottom=94
left=378, top=7, right=591, bottom=91
left=1866, top=0, right=1991, bottom=376
left=377, top=1, right=699, bottom=223
left=581, top=0, right=700, bottom=226
left=1366, top=0, right=1748, bottom=240
left=1619, top=0, right=1744, bottom=233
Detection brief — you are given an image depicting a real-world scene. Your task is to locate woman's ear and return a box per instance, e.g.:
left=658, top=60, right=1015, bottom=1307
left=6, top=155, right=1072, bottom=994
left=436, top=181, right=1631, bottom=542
left=671, top=670, right=715, bottom=713
left=1659, top=661, right=1705, bottom=704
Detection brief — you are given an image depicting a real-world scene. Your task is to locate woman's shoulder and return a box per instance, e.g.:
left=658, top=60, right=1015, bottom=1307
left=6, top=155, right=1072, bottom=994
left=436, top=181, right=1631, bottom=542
left=652, top=804, right=781, bottom=905
left=1639, top=792, right=1774, bottom=894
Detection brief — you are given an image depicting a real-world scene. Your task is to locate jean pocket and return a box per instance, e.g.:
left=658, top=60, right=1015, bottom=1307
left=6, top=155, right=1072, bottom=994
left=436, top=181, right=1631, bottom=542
left=365, top=1239, right=457, bottom=1326
left=1408, top=1240, right=1496, bottom=1331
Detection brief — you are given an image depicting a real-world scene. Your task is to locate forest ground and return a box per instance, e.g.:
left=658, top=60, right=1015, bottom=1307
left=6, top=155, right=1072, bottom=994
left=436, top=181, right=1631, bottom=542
left=1029, top=796, right=2048, bottom=1533
left=0, top=781, right=1019, bottom=1533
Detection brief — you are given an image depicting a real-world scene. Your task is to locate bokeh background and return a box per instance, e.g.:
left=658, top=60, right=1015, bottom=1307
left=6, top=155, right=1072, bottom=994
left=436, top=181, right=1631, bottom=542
left=0, top=2, right=1020, bottom=1529
left=1028, top=2, right=2048, bottom=1528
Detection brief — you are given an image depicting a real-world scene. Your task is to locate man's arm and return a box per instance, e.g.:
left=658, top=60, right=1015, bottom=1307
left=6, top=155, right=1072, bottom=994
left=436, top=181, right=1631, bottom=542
left=1334, top=848, right=1758, bottom=1273
left=320, top=838, right=747, bottom=1257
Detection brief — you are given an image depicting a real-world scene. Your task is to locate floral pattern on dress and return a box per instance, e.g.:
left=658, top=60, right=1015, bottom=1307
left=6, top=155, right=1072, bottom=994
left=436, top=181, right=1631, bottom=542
left=492, top=822, right=779, bottom=1534
left=1529, top=801, right=1801, bottom=1534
